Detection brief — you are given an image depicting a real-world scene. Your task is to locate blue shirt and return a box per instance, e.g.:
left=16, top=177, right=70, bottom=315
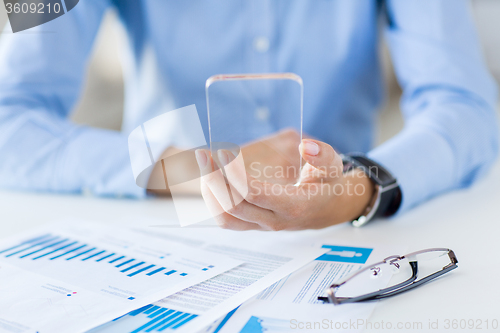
left=0, top=0, right=497, bottom=214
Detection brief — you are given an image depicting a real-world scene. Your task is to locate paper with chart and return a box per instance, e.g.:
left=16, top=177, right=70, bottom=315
left=86, top=227, right=329, bottom=333
left=212, top=243, right=405, bottom=333
left=0, top=222, right=242, bottom=333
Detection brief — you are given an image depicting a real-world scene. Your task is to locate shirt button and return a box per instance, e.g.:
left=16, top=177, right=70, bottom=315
left=253, top=36, right=270, bottom=53
left=255, top=107, right=270, bottom=121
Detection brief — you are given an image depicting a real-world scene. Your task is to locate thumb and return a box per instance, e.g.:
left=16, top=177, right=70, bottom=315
left=298, top=139, right=343, bottom=183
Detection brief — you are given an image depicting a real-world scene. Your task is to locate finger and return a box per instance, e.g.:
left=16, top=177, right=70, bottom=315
left=196, top=149, right=263, bottom=230
left=208, top=149, right=278, bottom=225
left=195, top=149, right=214, bottom=177
left=225, top=182, right=279, bottom=226
left=217, top=149, right=291, bottom=211
left=197, top=148, right=236, bottom=214
left=196, top=148, right=229, bottom=219
left=200, top=182, right=264, bottom=231
left=298, top=139, right=343, bottom=182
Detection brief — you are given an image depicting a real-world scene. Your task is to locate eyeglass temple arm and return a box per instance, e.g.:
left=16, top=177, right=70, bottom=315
left=319, top=261, right=419, bottom=304
left=369, top=250, right=458, bottom=302
left=345, top=262, right=458, bottom=303
left=366, top=263, right=458, bottom=301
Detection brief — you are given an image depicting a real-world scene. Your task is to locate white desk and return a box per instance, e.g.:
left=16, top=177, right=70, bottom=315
left=1, top=160, right=500, bottom=332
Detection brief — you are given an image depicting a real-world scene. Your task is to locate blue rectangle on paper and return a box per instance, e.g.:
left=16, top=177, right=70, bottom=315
left=154, top=312, right=183, bottom=331
left=96, top=253, right=114, bottom=262
left=316, top=245, right=373, bottom=264
left=172, top=314, right=198, bottom=329
left=0, top=235, right=53, bottom=255
left=128, top=264, right=155, bottom=277
left=82, top=250, right=105, bottom=261
left=109, top=255, right=125, bottom=263
left=148, top=308, right=168, bottom=318
left=21, top=238, right=66, bottom=258
left=159, top=313, right=190, bottom=330
left=36, top=241, right=77, bottom=259
left=135, top=309, right=175, bottom=332
left=120, top=261, right=144, bottom=273
left=50, top=244, right=86, bottom=260
left=129, top=304, right=153, bottom=316
left=147, top=267, right=165, bottom=276
left=144, top=305, right=160, bottom=315
left=66, top=247, right=95, bottom=260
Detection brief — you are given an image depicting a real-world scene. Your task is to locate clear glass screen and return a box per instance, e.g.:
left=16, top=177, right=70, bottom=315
left=206, top=73, right=304, bottom=185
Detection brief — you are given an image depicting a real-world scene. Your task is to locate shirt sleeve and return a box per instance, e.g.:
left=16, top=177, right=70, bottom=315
left=0, top=0, right=145, bottom=198
left=368, top=0, right=499, bottom=213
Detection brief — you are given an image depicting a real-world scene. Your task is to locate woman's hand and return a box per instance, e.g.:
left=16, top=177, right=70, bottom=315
left=147, top=129, right=303, bottom=195
left=195, top=139, right=375, bottom=231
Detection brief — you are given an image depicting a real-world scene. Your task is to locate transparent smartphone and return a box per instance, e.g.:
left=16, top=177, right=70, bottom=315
left=206, top=73, right=304, bottom=186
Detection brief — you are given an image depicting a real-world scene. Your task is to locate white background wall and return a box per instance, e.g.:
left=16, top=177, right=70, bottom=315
left=1, top=1, right=500, bottom=146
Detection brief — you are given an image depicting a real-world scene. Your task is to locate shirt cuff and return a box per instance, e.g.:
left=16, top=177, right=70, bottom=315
left=367, top=125, right=455, bottom=214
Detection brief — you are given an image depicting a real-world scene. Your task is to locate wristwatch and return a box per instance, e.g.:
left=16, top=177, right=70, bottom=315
left=342, top=153, right=402, bottom=227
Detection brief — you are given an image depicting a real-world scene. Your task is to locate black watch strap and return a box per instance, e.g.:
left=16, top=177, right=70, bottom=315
left=342, top=153, right=402, bottom=226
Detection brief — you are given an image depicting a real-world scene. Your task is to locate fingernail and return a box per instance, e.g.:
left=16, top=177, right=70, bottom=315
left=302, top=140, right=320, bottom=156
left=218, top=149, right=229, bottom=166
left=195, top=149, right=207, bottom=169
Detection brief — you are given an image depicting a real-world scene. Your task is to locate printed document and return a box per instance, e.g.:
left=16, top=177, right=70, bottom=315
left=0, top=222, right=241, bottom=333
left=86, top=227, right=329, bottom=333
left=211, top=242, right=405, bottom=333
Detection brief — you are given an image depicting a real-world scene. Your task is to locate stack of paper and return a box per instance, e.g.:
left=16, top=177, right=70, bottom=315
left=0, top=221, right=402, bottom=333
left=0, top=221, right=327, bottom=333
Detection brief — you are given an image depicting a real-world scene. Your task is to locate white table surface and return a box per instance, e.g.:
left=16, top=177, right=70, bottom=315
left=1, top=159, right=500, bottom=332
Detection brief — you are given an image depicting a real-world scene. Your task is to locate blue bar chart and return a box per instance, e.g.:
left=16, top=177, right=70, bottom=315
left=0, top=233, right=195, bottom=279
left=89, top=304, right=198, bottom=333
left=0, top=222, right=240, bottom=333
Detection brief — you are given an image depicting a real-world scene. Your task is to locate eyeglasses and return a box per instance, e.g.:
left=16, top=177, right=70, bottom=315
left=318, top=248, right=458, bottom=305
